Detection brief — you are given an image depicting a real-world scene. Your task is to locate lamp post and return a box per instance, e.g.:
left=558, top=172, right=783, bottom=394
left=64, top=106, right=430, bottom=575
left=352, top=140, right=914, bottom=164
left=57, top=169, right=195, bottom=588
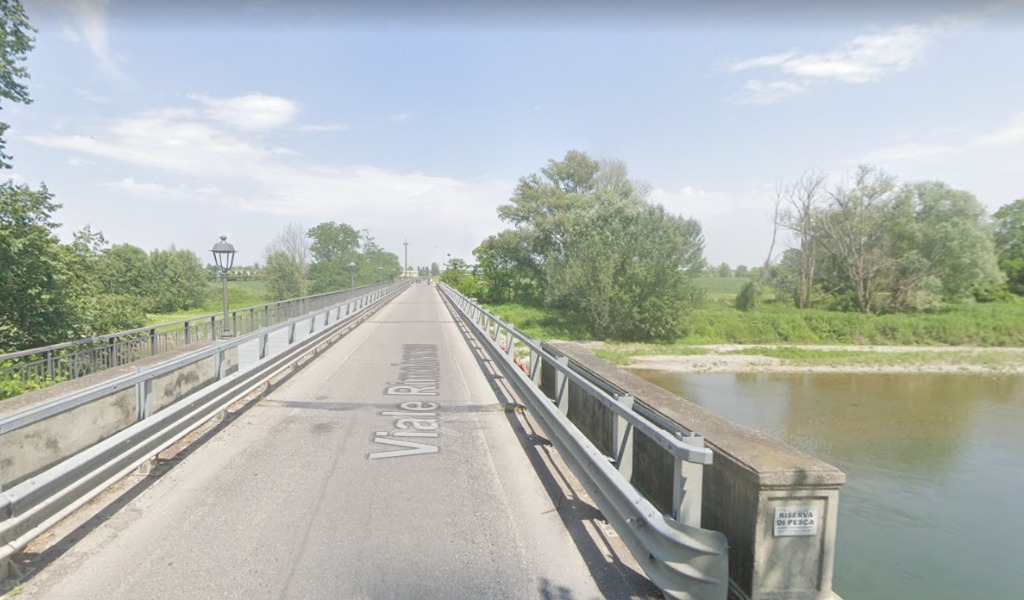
left=211, top=235, right=236, bottom=339
left=349, top=261, right=357, bottom=289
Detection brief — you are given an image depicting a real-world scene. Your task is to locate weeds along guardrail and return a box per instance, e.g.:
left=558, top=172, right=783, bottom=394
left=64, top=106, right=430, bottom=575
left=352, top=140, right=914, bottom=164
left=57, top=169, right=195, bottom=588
left=0, top=283, right=393, bottom=399
left=436, top=283, right=729, bottom=600
left=0, top=280, right=412, bottom=578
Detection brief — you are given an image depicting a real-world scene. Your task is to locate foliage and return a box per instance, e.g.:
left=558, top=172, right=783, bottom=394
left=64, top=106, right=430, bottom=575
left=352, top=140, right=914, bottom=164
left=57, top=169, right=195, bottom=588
left=263, top=250, right=304, bottom=301
left=0, top=0, right=34, bottom=169
left=439, top=257, right=483, bottom=297
left=0, top=182, right=86, bottom=350
left=96, top=243, right=155, bottom=300
left=479, top=298, right=1024, bottom=347
left=546, top=190, right=706, bottom=341
left=993, top=198, right=1024, bottom=295
left=735, top=280, right=762, bottom=312
left=716, top=262, right=731, bottom=277
left=307, top=221, right=360, bottom=293
left=769, top=166, right=1004, bottom=313
left=473, top=229, right=542, bottom=303
left=305, top=223, right=401, bottom=293
left=477, top=150, right=706, bottom=341
left=148, top=248, right=210, bottom=312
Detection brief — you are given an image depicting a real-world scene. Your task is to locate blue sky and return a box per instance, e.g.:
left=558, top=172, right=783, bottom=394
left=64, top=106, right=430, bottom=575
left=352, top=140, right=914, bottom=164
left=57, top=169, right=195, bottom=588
left=7, top=0, right=1024, bottom=270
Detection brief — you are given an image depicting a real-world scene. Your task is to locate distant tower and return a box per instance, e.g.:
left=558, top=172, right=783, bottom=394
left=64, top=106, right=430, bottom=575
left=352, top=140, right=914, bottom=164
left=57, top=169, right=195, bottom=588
left=403, top=238, right=409, bottom=277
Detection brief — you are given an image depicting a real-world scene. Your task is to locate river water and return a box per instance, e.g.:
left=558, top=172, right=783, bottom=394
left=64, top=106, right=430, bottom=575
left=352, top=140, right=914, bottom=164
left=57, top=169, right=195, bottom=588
left=628, top=370, right=1024, bottom=600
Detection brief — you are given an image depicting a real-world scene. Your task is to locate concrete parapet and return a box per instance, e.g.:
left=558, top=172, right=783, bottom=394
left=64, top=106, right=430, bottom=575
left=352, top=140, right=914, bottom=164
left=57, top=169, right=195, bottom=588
left=547, top=342, right=845, bottom=600
left=0, top=347, right=238, bottom=491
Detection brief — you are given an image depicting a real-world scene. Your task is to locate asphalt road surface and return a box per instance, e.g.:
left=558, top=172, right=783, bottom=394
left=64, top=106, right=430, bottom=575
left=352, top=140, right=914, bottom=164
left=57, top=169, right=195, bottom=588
left=14, top=283, right=653, bottom=599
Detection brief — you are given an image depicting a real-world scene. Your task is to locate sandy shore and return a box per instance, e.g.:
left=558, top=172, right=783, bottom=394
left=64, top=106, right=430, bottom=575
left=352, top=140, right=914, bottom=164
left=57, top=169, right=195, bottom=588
left=591, top=344, right=1024, bottom=375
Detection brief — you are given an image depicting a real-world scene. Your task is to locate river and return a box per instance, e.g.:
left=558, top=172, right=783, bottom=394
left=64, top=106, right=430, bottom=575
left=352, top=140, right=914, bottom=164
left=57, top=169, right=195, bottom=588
left=628, top=370, right=1024, bottom=599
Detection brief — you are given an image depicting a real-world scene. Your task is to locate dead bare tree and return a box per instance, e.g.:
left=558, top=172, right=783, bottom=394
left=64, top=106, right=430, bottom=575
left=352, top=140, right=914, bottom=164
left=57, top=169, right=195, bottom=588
left=264, top=221, right=310, bottom=276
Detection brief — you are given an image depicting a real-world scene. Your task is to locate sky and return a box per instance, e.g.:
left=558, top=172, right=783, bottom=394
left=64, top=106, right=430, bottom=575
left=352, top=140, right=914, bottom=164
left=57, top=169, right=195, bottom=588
left=6, top=0, right=1024, bottom=270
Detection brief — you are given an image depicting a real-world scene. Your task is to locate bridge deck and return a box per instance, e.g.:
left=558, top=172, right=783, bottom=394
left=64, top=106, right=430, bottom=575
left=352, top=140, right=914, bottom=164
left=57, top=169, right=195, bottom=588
left=16, top=284, right=654, bottom=599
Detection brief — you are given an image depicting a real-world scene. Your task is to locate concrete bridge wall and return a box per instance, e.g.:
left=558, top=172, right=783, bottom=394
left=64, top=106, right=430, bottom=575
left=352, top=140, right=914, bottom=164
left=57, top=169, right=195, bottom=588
left=544, top=342, right=844, bottom=600
left=0, top=346, right=238, bottom=490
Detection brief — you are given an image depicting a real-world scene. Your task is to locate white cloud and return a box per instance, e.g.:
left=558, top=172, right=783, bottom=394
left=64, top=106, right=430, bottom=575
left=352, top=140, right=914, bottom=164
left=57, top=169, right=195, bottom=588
left=730, top=25, right=937, bottom=104
left=862, top=142, right=962, bottom=161
left=389, top=113, right=411, bottom=122
left=738, top=79, right=806, bottom=105
left=975, top=112, right=1024, bottom=146
left=188, top=93, right=299, bottom=131
left=59, top=0, right=125, bottom=79
left=24, top=103, right=511, bottom=265
left=296, top=123, right=350, bottom=132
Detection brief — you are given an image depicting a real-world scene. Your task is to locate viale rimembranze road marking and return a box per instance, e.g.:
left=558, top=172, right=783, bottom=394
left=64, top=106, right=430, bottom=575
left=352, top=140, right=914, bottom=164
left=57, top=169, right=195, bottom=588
left=368, top=344, right=442, bottom=460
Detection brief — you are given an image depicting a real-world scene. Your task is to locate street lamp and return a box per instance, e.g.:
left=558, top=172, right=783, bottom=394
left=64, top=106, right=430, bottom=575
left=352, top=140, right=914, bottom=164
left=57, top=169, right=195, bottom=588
left=349, top=261, right=357, bottom=289
left=211, top=235, right=236, bottom=339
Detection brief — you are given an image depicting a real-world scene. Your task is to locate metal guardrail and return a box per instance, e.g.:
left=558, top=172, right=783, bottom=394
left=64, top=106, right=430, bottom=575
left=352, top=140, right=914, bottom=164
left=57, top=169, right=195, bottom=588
left=437, top=283, right=729, bottom=600
left=0, top=280, right=411, bottom=576
left=0, top=283, right=392, bottom=393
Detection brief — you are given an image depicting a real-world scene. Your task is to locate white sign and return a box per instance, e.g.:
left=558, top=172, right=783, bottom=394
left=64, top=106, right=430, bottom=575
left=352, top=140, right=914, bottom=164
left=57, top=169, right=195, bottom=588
left=773, top=506, right=819, bottom=537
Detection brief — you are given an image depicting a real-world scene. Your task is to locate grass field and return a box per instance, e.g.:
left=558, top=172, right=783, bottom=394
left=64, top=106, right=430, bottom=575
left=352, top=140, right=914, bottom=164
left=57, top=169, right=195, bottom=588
left=481, top=278, right=1024, bottom=348
left=144, top=280, right=272, bottom=326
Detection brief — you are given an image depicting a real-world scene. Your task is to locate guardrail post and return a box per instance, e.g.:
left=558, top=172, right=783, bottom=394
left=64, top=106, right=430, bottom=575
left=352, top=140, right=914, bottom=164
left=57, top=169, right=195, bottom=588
left=46, top=349, right=54, bottom=382
left=673, top=432, right=705, bottom=526
left=184, top=320, right=191, bottom=345
left=150, top=328, right=158, bottom=357
left=554, top=356, right=570, bottom=415
left=613, top=394, right=635, bottom=481
left=288, top=323, right=296, bottom=344
left=136, top=367, right=153, bottom=419
left=259, top=332, right=268, bottom=360
left=505, top=325, right=515, bottom=358
left=529, top=348, right=542, bottom=385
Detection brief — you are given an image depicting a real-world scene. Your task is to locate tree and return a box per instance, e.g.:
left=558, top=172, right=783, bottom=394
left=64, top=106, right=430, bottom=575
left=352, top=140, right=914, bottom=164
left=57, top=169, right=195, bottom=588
left=994, top=198, right=1024, bottom=295
left=473, top=229, right=542, bottom=303
left=96, top=244, right=154, bottom=300
left=307, top=221, right=360, bottom=293
left=264, top=251, right=304, bottom=301
left=496, top=150, right=603, bottom=292
left=716, top=262, right=732, bottom=278
left=265, top=221, right=310, bottom=277
left=0, top=0, right=35, bottom=169
left=883, top=181, right=1002, bottom=308
left=148, top=248, right=209, bottom=312
left=815, top=166, right=901, bottom=313
left=776, top=171, right=827, bottom=308
left=546, top=190, right=706, bottom=341
left=735, top=265, right=749, bottom=278
left=0, top=182, right=82, bottom=349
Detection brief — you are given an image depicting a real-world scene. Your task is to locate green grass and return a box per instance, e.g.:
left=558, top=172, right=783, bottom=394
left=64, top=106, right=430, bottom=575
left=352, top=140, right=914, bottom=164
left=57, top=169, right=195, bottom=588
left=693, top=276, right=753, bottom=301
left=682, top=300, right=1024, bottom=346
left=479, top=296, right=1024, bottom=348
left=593, top=344, right=709, bottom=365
left=145, top=280, right=272, bottom=326
left=721, top=346, right=1024, bottom=368
left=480, top=302, right=593, bottom=341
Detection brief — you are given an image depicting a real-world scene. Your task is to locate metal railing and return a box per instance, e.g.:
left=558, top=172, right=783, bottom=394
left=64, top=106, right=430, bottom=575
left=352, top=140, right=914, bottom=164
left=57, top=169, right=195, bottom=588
left=0, top=283, right=391, bottom=394
left=437, top=283, right=729, bottom=600
left=0, top=280, right=411, bottom=577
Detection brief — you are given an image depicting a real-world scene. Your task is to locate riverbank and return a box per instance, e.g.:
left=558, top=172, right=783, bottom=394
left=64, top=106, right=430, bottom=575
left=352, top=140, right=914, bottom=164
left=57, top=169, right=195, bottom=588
left=586, top=343, right=1024, bottom=375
